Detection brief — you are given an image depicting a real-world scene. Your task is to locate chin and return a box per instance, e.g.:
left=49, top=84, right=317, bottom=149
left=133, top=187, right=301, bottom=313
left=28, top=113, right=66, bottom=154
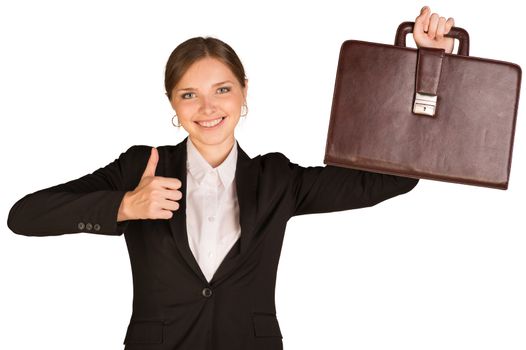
left=192, top=133, right=234, bottom=146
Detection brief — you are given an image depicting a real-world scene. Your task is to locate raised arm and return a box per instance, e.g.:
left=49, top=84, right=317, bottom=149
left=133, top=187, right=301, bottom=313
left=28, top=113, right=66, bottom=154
left=288, top=159, right=418, bottom=217
left=7, top=146, right=139, bottom=236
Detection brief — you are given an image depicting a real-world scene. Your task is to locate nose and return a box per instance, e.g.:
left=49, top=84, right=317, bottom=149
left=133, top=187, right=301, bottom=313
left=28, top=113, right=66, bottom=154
left=198, top=94, right=217, bottom=115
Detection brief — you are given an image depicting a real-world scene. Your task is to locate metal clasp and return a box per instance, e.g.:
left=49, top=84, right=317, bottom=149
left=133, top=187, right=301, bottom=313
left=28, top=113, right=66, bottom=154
left=413, top=92, right=437, bottom=116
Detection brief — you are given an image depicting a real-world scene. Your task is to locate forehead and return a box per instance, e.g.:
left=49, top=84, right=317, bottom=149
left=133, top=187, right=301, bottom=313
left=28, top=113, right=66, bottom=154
left=179, top=57, right=236, bottom=84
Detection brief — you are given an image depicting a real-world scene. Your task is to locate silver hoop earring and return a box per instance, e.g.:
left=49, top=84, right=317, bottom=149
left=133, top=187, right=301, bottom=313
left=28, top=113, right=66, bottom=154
left=172, top=114, right=181, bottom=127
left=241, top=103, right=248, bottom=117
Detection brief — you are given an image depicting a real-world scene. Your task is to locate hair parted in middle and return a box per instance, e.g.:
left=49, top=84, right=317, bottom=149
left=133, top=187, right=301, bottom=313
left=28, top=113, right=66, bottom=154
left=164, top=36, right=247, bottom=102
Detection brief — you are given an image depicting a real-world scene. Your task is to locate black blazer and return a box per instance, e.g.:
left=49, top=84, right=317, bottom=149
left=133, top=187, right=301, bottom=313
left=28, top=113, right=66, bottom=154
left=7, top=136, right=418, bottom=350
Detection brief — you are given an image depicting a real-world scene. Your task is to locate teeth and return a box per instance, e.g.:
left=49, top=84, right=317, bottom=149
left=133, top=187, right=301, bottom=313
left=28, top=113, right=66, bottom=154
left=198, top=117, right=223, bottom=128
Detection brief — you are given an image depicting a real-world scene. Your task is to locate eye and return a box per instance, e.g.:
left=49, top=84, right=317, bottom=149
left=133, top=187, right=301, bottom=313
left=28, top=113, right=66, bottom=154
left=218, top=86, right=231, bottom=94
left=181, top=92, right=195, bottom=99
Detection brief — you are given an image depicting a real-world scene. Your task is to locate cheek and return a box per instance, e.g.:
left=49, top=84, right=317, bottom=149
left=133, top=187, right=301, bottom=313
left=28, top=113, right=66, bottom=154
left=224, top=97, right=243, bottom=114
left=175, top=102, right=198, bottom=122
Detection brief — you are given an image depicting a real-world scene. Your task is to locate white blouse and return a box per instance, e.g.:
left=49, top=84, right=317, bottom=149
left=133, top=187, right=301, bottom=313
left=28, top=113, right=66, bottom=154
left=185, top=137, right=241, bottom=282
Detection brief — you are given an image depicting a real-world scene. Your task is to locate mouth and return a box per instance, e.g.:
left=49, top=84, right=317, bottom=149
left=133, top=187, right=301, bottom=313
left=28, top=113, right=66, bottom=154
left=195, top=116, right=226, bottom=129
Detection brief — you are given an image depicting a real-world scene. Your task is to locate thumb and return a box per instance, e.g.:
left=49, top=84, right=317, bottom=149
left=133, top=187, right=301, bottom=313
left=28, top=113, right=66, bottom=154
left=141, top=147, right=159, bottom=179
left=414, top=6, right=430, bottom=34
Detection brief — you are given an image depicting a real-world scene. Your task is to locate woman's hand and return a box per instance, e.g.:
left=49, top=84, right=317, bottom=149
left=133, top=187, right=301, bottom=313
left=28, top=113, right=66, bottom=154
left=413, top=6, right=455, bottom=54
left=117, top=147, right=183, bottom=221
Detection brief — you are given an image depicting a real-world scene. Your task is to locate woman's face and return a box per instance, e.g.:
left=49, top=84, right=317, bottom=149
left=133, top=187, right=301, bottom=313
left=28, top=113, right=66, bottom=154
left=170, top=56, right=248, bottom=148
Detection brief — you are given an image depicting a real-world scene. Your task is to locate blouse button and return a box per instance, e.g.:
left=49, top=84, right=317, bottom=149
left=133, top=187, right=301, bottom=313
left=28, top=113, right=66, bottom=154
left=208, top=216, right=215, bottom=222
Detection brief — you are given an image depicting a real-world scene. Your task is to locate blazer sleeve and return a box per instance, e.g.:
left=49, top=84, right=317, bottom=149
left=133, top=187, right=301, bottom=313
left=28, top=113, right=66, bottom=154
left=285, top=157, right=419, bottom=217
left=7, top=145, right=141, bottom=237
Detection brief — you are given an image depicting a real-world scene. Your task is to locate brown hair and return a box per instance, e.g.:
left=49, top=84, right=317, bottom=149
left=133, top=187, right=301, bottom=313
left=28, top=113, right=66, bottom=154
left=164, top=36, right=247, bottom=101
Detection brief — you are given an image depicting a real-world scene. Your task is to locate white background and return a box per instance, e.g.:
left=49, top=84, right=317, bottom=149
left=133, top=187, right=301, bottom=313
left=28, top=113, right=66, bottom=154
left=1, top=1, right=525, bottom=349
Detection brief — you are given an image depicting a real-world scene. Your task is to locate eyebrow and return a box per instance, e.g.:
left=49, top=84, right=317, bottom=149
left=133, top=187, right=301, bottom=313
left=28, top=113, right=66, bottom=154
left=175, top=80, right=234, bottom=92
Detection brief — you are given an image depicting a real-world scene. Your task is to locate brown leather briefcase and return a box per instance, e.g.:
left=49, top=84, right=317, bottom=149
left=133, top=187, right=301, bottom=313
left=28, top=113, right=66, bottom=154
left=323, top=22, right=522, bottom=189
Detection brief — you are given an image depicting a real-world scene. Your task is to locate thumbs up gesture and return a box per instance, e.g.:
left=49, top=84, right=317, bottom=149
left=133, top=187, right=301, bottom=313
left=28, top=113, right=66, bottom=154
left=117, top=147, right=183, bottom=221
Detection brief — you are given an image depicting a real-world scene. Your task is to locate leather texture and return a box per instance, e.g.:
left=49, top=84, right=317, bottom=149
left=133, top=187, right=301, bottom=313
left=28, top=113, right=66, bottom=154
left=416, top=47, right=444, bottom=95
left=324, top=23, right=522, bottom=189
left=7, top=136, right=419, bottom=350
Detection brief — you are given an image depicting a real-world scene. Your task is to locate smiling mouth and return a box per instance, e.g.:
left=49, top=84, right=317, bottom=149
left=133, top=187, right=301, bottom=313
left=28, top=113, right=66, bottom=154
left=195, top=116, right=226, bottom=128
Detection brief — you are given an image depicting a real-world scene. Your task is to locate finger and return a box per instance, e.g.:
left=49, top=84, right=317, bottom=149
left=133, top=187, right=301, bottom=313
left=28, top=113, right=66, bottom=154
left=141, top=147, right=158, bottom=179
left=158, top=209, right=174, bottom=220
left=445, top=17, right=455, bottom=34
left=423, top=6, right=430, bottom=32
left=436, top=16, right=447, bottom=40
left=414, top=6, right=430, bottom=34
left=428, top=13, right=439, bottom=39
left=152, top=176, right=182, bottom=190
left=161, top=198, right=180, bottom=212
left=162, top=189, right=183, bottom=201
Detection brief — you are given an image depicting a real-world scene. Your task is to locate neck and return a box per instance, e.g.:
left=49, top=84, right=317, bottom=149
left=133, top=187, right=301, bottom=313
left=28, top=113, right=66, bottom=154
left=190, top=136, right=235, bottom=168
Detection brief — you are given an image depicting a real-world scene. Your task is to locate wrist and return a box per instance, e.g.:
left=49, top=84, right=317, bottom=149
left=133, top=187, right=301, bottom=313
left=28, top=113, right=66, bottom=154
left=117, top=191, right=133, bottom=222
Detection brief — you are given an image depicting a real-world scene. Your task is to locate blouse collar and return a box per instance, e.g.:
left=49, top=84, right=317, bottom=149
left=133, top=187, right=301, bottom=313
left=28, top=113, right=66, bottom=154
left=186, top=137, right=237, bottom=188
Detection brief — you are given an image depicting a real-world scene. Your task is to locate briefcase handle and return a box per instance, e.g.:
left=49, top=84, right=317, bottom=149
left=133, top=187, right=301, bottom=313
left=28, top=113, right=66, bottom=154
left=394, top=21, right=470, bottom=56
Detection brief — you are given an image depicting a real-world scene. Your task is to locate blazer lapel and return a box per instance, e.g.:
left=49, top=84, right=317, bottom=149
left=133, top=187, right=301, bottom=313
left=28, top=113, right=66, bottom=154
left=166, top=137, right=209, bottom=283
left=165, top=137, right=260, bottom=286
left=209, top=141, right=259, bottom=285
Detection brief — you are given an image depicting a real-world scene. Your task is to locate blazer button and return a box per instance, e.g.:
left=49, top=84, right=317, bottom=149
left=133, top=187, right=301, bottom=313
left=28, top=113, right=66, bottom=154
left=78, top=222, right=85, bottom=230
left=86, top=223, right=93, bottom=231
left=202, top=287, right=213, bottom=298
left=94, top=224, right=101, bottom=231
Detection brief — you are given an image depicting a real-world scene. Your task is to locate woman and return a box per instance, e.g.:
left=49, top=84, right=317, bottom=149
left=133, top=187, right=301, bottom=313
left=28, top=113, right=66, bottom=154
left=7, top=6, right=455, bottom=350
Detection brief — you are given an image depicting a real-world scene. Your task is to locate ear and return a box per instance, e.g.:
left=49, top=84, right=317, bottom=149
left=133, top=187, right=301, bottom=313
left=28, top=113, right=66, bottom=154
left=243, top=79, right=248, bottom=100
